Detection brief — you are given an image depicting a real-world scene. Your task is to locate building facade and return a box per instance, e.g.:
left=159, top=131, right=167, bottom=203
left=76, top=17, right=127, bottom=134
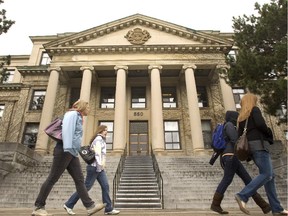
left=0, top=14, right=286, bottom=159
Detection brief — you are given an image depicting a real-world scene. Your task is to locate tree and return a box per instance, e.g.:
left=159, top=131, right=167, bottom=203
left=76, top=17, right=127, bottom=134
left=222, top=0, right=287, bottom=116
left=0, top=0, right=15, bottom=35
left=0, top=0, right=15, bottom=83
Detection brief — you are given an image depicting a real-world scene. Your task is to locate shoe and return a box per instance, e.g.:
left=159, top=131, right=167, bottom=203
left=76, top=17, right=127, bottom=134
left=87, top=203, right=106, bottom=216
left=31, top=207, right=48, bottom=216
left=63, top=204, right=76, bottom=215
left=235, top=194, right=250, bottom=215
left=105, top=209, right=120, bottom=215
left=273, top=209, right=288, bottom=215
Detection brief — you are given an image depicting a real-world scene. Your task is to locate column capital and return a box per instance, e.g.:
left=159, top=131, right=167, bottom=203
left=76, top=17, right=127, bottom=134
left=148, top=65, right=163, bottom=71
left=48, top=67, right=61, bottom=72
left=182, top=64, right=197, bottom=71
left=80, top=66, right=94, bottom=72
left=114, top=65, right=128, bottom=71
left=216, top=64, right=230, bottom=71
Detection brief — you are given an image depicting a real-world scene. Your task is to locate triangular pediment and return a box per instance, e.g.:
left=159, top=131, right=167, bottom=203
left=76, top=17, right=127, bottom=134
left=44, top=14, right=233, bottom=55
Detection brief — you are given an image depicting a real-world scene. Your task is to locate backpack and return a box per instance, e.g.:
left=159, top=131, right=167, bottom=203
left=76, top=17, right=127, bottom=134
left=211, top=123, right=227, bottom=153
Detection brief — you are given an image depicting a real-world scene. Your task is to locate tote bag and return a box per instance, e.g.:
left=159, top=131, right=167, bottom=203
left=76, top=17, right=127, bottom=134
left=235, top=119, right=249, bottom=161
left=44, top=117, right=63, bottom=142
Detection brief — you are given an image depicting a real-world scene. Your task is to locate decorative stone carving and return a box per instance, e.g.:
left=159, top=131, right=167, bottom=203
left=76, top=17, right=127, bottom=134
left=125, top=28, right=151, bottom=45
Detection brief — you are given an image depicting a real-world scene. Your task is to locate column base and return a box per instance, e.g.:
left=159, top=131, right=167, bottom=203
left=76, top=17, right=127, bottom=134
left=34, top=148, right=47, bottom=156
left=152, top=149, right=167, bottom=156
left=193, top=148, right=209, bottom=156
left=111, top=149, right=125, bottom=156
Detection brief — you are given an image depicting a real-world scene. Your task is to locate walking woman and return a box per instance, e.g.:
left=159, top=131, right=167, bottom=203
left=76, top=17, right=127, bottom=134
left=210, top=110, right=270, bottom=215
left=32, top=100, right=105, bottom=216
left=63, top=125, right=120, bottom=215
left=235, top=93, right=288, bottom=215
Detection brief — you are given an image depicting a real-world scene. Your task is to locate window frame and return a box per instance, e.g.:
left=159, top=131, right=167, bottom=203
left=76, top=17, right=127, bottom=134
left=40, top=52, right=51, bottom=65
left=29, top=90, right=46, bottom=111
left=22, top=122, right=39, bottom=149
left=98, top=121, right=114, bottom=150
left=164, top=120, right=181, bottom=150
left=232, top=87, right=245, bottom=109
left=162, top=86, right=177, bottom=108
left=100, top=87, right=115, bottom=109
left=197, top=86, right=208, bottom=107
left=131, top=87, right=146, bottom=108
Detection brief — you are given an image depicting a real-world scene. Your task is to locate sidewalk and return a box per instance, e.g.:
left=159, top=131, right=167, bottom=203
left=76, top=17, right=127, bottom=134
left=0, top=208, right=267, bottom=216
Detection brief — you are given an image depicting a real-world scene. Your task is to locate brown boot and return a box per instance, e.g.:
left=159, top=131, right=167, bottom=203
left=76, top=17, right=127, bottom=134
left=210, top=192, right=229, bottom=214
left=252, top=193, right=271, bottom=214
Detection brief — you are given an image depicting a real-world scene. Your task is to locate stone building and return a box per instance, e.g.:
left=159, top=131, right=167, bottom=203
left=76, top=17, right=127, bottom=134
left=0, top=13, right=287, bottom=210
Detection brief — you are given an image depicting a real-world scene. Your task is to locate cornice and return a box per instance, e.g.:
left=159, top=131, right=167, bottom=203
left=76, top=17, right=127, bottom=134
left=46, top=44, right=230, bottom=56
left=17, top=66, right=49, bottom=77
left=0, top=83, right=22, bottom=91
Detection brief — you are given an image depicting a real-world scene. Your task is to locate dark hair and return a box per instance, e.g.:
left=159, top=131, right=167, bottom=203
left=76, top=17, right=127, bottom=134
left=89, top=125, right=107, bottom=144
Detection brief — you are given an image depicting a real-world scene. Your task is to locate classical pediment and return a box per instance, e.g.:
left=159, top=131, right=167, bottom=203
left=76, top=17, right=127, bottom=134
left=44, top=14, right=233, bottom=55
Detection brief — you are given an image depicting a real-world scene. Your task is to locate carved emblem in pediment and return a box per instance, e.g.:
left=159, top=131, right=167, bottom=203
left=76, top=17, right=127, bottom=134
left=125, top=28, right=151, bottom=45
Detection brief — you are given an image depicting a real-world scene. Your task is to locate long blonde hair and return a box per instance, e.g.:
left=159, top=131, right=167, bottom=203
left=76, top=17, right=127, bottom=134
left=238, top=93, right=258, bottom=122
left=70, top=99, right=89, bottom=113
left=89, top=125, right=107, bottom=144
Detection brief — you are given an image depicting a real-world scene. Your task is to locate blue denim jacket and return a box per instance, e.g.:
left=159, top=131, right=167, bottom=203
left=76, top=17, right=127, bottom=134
left=62, top=110, right=83, bottom=157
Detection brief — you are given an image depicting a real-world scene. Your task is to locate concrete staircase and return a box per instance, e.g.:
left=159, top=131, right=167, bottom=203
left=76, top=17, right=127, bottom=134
left=114, top=155, right=162, bottom=209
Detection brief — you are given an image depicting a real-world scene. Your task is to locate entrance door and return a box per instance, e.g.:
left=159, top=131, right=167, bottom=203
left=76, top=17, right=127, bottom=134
left=129, top=121, right=148, bottom=155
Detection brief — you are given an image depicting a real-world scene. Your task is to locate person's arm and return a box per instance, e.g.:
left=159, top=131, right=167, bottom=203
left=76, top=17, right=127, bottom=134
left=225, top=122, right=238, bottom=144
left=252, top=107, right=270, bottom=135
left=62, top=111, right=77, bottom=153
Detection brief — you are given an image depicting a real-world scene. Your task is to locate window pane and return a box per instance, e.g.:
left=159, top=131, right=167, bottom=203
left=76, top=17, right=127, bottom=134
left=164, top=121, right=178, bottom=131
left=196, top=86, right=208, bottom=107
left=162, top=87, right=177, bottom=108
left=69, top=88, right=81, bottom=108
left=131, top=87, right=146, bottom=108
left=202, top=120, right=212, bottom=149
left=233, top=88, right=245, bottom=109
left=40, top=52, right=51, bottom=65
left=164, top=121, right=180, bottom=150
left=30, top=90, right=46, bottom=110
left=3, top=70, right=14, bottom=83
left=100, top=87, right=115, bottom=108
left=23, top=123, right=39, bottom=149
left=0, top=104, right=5, bottom=119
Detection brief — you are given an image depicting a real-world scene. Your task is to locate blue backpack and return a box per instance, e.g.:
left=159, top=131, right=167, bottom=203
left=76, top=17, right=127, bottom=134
left=211, top=123, right=227, bottom=153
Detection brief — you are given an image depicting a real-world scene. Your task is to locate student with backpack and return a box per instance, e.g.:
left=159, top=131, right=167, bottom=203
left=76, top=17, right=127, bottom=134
left=210, top=110, right=271, bottom=214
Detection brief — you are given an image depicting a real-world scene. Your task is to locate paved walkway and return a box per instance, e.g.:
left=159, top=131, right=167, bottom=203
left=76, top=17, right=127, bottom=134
left=0, top=208, right=267, bottom=216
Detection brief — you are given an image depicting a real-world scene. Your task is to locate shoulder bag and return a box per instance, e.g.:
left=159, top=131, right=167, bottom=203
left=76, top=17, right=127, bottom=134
left=235, top=118, right=250, bottom=161
left=44, top=117, right=63, bottom=142
left=79, top=145, right=95, bottom=164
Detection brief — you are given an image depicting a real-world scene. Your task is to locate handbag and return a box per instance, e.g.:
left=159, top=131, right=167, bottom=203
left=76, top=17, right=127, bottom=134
left=79, top=145, right=95, bottom=165
left=44, top=117, right=63, bottom=142
left=235, top=118, right=250, bottom=161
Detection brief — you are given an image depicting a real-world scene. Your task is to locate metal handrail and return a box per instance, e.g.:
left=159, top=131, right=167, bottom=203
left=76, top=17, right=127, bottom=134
left=112, top=146, right=127, bottom=206
left=151, top=150, right=164, bottom=209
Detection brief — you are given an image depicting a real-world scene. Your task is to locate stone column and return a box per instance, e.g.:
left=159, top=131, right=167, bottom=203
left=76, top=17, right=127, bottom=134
left=113, top=65, right=128, bottom=154
left=149, top=65, right=165, bottom=154
left=80, top=66, right=94, bottom=145
left=35, top=67, right=60, bottom=155
left=183, top=65, right=205, bottom=153
left=217, top=66, right=236, bottom=111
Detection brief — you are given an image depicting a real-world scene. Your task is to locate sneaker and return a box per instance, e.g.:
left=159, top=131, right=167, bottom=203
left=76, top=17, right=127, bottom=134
left=87, top=203, right=106, bottom=216
left=31, top=207, right=48, bottom=216
left=235, top=194, right=250, bottom=215
left=273, top=209, right=288, bottom=215
left=105, top=209, right=120, bottom=215
left=63, top=204, right=76, bottom=215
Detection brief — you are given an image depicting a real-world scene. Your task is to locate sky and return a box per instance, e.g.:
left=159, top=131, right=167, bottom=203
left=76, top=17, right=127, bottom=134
left=0, top=0, right=272, bottom=55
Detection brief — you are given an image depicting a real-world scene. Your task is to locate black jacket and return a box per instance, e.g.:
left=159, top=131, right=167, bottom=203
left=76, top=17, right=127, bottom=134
left=223, top=111, right=239, bottom=154
left=238, top=106, right=273, bottom=143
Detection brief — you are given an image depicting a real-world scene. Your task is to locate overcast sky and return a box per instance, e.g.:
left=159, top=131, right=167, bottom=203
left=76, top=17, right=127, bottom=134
left=0, top=0, right=271, bottom=55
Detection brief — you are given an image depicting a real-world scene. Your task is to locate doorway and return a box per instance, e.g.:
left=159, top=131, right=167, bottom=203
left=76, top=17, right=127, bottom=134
left=129, top=121, right=149, bottom=155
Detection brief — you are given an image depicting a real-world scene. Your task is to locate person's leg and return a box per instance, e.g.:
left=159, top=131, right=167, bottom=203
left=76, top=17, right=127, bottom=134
left=97, top=170, right=112, bottom=212
left=65, top=165, right=98, bottom=209
left=35, top=147, right=73, bottom=208
left=237, top=150, right=272, bottom=202
left=66, top=157, right=94, bottom=208
left=261, top=154, right=284, bottom=213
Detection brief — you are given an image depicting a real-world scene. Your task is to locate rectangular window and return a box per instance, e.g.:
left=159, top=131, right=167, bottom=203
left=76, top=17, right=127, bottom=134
left=162, top=87, right=177, bottom=108
left=23, top=123, right=39, bottom=149
left=40, top=52, right=51, bottom=65
left=232, top=88, right=245, bottom=109
left=2, top=70, right=14, bottom=83
left=197, top=86, right=208, bottom=107
left=69, top=88, right=81, bottom=108
left=98, top=121, right=114, bottom=150
left=131, top=87, right=146, bottom=108
left=201, top=120, right=212, bottom=149
left=0, top=104, right=5, bottom=120
left=100, top=87, right=115, bottom=108
left=30, top=90, right=46, bottom=110
left=164, top=121, right=180, bottom=150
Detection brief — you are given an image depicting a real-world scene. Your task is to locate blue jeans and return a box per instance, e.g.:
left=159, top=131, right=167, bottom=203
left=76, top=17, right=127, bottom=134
left=65, top=165, right=113, bottom=212
left=237, top=149, right=283, bottom=213
left=216, top=155, right=253, bottom=194
left=35, top=143, right=94, bottom=208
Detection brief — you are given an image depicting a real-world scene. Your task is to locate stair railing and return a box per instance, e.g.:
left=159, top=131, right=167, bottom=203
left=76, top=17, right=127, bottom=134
left=151, top=150, right=164, bottom=209
left=112, top=146, right=127, bottom=206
